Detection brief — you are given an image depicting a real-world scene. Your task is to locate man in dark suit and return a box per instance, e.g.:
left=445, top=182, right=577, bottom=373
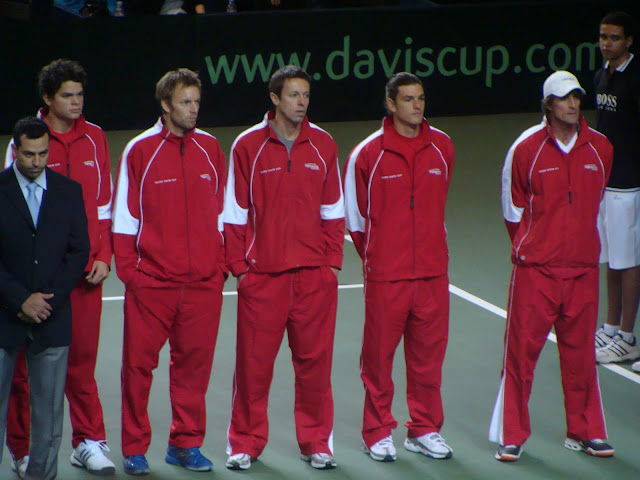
left=0, top=117, right=90, bottom=480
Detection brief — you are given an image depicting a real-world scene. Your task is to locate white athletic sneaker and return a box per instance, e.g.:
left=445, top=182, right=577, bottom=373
left=362, top=435, right=396, bottom=462
left=564, top=437, right=614, bottom=457
left=300, top=452, right=337, bottom=469
left=11, top=456, right=29, bottom=479
left=495, top=444, right=522, bottom=462
left=404, top=432, right=453, bottom=459
left=596, top=335, right=640, bottom=363
left=225, top=453, right=252, bottom=470
left=632, top=360, right=640, bottom=373
left=70, top=439, right=116, bottom=475
left=594, top=326, right=615, bottom=349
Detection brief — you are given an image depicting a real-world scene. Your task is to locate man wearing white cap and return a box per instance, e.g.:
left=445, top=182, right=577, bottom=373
left=489, top=71, right=614, bottom=462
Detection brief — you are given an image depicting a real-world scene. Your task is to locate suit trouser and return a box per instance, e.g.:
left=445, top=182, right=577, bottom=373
left=0, top=344, right=68, bottom=480
left=6, top=281, right=105, bottom=455
left=361, top=275, right=449, bottom=448
left=227, top=267, right=337, bottom=459
left=6, top=347, right=29, bottom=459
left=121, top=271, right=223, bottom=456
left=489, top=266, right=607, bottom=446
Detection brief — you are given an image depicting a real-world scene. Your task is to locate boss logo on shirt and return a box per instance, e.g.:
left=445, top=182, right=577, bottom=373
left=304, top=163, right=320, bottom=171
left=84, top=160, right=95, bottom=167
left=154, top=178, right=177, bottom=184
left=429, top=168, right=442, bottom=176
left=538, top=167, right=559, bottom=174
left=380, top=174, right=403, bottom=180
left=200, top=173, right=211, bottom=181
left=596, top=93, right=617, bottom=109
left=260, top=167, right=282, bottom=174
left=584, top=164, right=598, bottom=172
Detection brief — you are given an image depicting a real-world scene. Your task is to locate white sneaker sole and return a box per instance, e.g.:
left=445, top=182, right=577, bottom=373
left=404, top=438, right=452, bottom=460
left=597, top=350, right=640, bottom=363
left=225, top=458, right=251, bottom=470
left=564, top=438, right=614, bottom=457
left=361, top=443, right=396, bottom=462
left=70, top=454, right=116, bottom=476
left=300, top=455, right=337, bottom=469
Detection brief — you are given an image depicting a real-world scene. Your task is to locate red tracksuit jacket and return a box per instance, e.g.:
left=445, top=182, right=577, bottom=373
left=224, top=111, right=344, bottom=276
left=343, top=116, right=454, bottom=281
left=502, top=116, right=613, bottom=268
left=112, top=118, right=226, bottom=284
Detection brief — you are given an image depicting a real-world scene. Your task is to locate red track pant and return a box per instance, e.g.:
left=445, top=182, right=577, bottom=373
left=121, top=271, right=223, bottom=455
left=361, top=275, right=449, bottom=448
left=6, top=280, right=105, bottom=455
left=227, top=267, right=338, bottom=458
left=489, top=266, right=607, bottom=446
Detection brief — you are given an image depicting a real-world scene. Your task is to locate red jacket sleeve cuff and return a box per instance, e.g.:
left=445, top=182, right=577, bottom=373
left=505, top=220, right=519, bottom=243
left=228, top=261, right=249, bottom=278
left=327, top=253, right=344, bottom=270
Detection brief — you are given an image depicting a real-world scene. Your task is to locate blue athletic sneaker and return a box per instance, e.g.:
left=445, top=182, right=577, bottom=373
left=165, top=446, right=213, bottom=472
left=123, top=455, right=150, bottom=476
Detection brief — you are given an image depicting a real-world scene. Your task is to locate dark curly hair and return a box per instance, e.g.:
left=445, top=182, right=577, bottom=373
left=38, top=59, right=88, bottom=99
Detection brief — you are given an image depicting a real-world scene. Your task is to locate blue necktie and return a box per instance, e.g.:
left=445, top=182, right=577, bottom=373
left=26, top=183, right=40, bottom=227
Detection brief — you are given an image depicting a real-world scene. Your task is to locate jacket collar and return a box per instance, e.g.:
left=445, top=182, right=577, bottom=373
left=545, top=115, right=591, bottom=150
left=13, top=163, right=48, bottom=191
left=156, top=116, right=196, bottom=143
left=381, top=115, right=432, bottom=154
left=38, top=107, right=88, bottom=142
left=264, top=110, right=312, bottom=144
left=604, top=52, right=634, bottom=72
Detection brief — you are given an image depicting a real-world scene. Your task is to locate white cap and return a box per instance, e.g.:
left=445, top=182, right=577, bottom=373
left=543, top=71, right=586, bottom=99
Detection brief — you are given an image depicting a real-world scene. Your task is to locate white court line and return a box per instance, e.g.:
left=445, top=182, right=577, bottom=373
left=448, top=285, right=640, bottom=385
left=104, top=281, right=365, bottom=303
left=345, top=233, right=640, bottom=385
left=104, top=235, right=640, bottom=385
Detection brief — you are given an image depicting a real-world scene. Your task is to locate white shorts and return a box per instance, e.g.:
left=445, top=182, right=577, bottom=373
left=598, top=188, right=640, bottom=269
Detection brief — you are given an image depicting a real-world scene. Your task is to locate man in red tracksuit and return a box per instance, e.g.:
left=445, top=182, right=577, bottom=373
left=4, top=59, right=115, bottom=476
left=343, top=72, right=455, bottom=463
left=111, top=68, right=226, bottom=475
left=224, top=65, right=344, bottom=471
left=490, top=71, right=614, bottom=462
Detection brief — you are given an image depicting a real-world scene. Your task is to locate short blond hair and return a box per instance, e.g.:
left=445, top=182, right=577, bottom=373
left=155, top=68, right=201, bottom=106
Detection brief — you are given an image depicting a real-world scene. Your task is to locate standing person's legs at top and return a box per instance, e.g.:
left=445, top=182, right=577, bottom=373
left=67, top=280, right=116, bottom=475
left=596, top=191, right=640, bottom=364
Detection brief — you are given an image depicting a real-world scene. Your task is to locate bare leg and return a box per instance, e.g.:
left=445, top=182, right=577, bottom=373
left=620, top=265, right=640, bottom=333
left=605, top=266, right=622, bottom=327
left=606, top=265, right=640, bottom=333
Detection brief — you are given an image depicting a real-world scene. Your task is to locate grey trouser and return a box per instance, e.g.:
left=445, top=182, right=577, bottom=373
left=0, top=344, right=68, bottom=480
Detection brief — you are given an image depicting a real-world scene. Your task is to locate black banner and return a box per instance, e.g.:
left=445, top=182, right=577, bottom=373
left=1, top=0, right=638, bottom=133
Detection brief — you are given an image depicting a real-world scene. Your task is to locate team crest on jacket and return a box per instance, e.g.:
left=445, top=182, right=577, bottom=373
left=428, top=168, right=442, bottom=176
left=200, top=173, right=211, bottom=181
left=304, top=163, right=320, bottom=171
left=84, top=160, right=95, bottom=167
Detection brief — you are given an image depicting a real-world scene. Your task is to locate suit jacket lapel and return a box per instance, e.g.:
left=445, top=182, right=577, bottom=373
left=1, top=171, right=36, bottom=229
left=38, top=183, right=53, bottom=229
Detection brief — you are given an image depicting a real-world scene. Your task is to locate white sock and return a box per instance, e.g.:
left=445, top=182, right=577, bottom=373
left=603, top=324, right=619, bottom=337
left=618, top=330, right=635, bottom=344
